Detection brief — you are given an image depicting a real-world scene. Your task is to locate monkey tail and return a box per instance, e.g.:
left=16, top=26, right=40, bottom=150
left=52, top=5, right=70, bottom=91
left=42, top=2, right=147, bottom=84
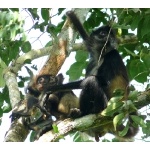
left=66, top=11, right=89, bottom=41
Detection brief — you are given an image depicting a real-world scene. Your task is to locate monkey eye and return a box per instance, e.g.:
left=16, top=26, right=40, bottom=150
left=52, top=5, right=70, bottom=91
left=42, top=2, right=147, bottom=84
left=37, top=76, right=49, bottom=85
left=38, top=77, right=45, bottom=83
left=99, top=31, right=108, bottom=36
left=49, top=76, right=57, bottom=84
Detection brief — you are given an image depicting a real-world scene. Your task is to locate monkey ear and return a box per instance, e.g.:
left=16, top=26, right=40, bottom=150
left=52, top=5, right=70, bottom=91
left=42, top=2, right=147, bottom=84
left=57, top=73, right=64, bottom=84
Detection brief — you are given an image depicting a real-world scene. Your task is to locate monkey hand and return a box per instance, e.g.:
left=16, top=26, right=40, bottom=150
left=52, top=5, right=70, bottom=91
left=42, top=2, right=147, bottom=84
left=68, top=108, right=82, bottom=119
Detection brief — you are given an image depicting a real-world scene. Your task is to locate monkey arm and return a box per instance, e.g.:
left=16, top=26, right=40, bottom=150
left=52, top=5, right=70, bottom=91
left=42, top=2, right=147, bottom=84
left=66, top=11, right=89, bottom=41
left=45, top=80, right=83, bottom=93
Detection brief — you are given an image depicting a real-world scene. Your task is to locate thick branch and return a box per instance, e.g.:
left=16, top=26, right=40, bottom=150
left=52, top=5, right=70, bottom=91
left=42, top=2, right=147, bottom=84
left=37, top=89, right=150, bottom=142
left=38, top=8, right=90, bottom=76
left=4, top=118, right=29, bottom=142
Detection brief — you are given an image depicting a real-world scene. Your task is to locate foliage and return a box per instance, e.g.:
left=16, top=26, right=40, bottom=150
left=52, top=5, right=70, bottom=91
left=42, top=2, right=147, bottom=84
left=0, top=8, right=150, bottom=142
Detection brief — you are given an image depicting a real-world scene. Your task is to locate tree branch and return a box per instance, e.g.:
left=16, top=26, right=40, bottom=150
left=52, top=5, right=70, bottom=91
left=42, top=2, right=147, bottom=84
left=37, top=89, right=150, bottom=142
left=3, top=8, right=90, bottom=142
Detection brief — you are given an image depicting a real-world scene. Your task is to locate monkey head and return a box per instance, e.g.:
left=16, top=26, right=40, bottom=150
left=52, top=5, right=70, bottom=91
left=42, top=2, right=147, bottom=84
left=26, top=73, right=64, bottom=95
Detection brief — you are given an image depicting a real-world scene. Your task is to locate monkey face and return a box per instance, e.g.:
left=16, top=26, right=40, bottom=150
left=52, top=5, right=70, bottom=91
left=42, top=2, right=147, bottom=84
left=89, top=25, right=117, bottom=54
left=91, top=26, right=116, bottom=40
left=36, top=75, right=58, bottom=92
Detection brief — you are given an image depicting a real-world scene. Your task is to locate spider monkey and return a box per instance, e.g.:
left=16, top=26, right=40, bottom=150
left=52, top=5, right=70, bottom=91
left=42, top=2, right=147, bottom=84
left=30, top=73, right=79, bottom=139
left=42, top=11, right=139, bottom=141
left=10, top=74, right=57, bottom=121
left=10, top=74, right=56, bottom=138
left=11, top=73, right=79, bottom=139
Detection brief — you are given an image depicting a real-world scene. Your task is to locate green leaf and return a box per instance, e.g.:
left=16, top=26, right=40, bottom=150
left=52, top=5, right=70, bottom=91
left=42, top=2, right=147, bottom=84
left=140, top=17, right=150, bottom=37
left=112, top=89, right=125, bottom=97
left=24, top=59, right=32, bottom=64
left=73, top=131, right=82, bottom=142
left=10, top=26, right=16, bottom=40
left=130, top=115, right=147, bottom=128
left=142, top=120, right=150, bottom=137
left=28, top=8, right=39, bottom=20
left=131, top=8, right=141, bottom=13
left=10, top=8, right=19, bottom=12
left=75, top=50, right=88, bottom=62
left=30, top=131, right=37, bottom=142
left=22, top=41, right=31, bottom=53
left=130, top=12, right=141, bottom=30
left=128, top=90, right=139, bottom=101
left=41, top=8, right=49, bottom=22
left=58, top=8, right=65, bottom=15
left=118, top=122, right=129, bottom=137
left=66, top=51, right=88, bottom=81
left=123, top=100, right=137, bottom=112
left=129, top=59, right=148, bottom=83
left=0, top=107, right=3, bottom=118
left=101, top=101, right=123, bottom=116
left=66, top=61, right=88, bottom=81
left=2, top=103, right=11, bottom=113
left=141, top=53, right=150, bottom=69
left=0, top=86, right=10, bottom=105
left=0, top=58, right=7, bottom=87
left=0, top=95, right=3, bottom=107
left=124, top=48, right=138, bottom=57
left=46, top=25, right=57, bottom=37
left=107, top=96, right=123, bottom=105
left=45, top=41, right=53, bottom=47
left=72, top=131, right=93, bottom=142
left=9, top=42, right=20, bottom=60
left=52, top=124, right=59, bottom=133
left=18, top=81, right=24, bottom=88
left=113, top=113, right=125, bottom=131
left=113, top=24, right=131, bottom=30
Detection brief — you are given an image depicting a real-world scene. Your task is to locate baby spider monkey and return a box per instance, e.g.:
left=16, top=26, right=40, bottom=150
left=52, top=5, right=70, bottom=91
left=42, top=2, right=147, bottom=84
left=11, top=73, right=79, bottom=139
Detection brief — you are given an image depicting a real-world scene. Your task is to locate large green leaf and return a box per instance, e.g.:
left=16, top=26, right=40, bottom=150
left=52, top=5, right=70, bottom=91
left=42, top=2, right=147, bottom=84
left=28, top=8, right=39, bottom=20
left=130, top=115, right=147, bottom=128
left=140, top=17, right=150, bottom=37
left=75, top=50, right=88, bottom=62
left=72, top=131, right=93, bottom=142
left=141, top=53, right=150, bottom=69
left=128, top=59, right=148, bottom=83
left=101, top=101, right=123, bottom=116
left=113, top=113, right=125, bottom=131
left=66, top=61, right=88, bottom=81
left=41, top=8, right=49, bottom=22
left=21, top=41, right=32, bottom=53
left=66, top=50, right=88, bottom=81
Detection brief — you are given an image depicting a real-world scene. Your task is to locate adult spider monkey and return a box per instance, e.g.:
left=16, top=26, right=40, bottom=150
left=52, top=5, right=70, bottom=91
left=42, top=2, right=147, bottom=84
left=43, top=11, right=139, bottom=141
